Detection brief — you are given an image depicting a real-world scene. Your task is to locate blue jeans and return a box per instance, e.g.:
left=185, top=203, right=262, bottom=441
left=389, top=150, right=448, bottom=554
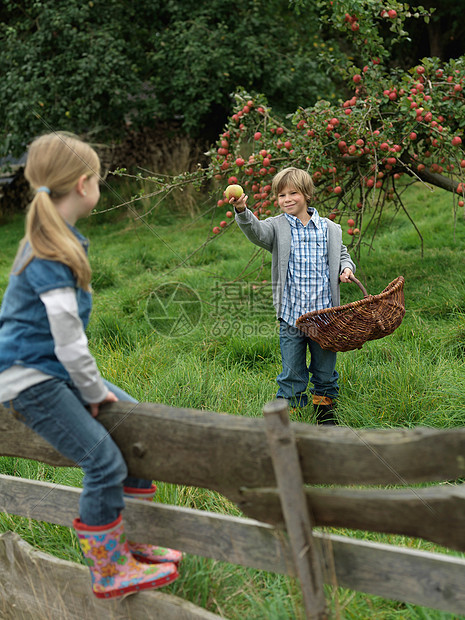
left=3, top=377, right=151, bottom=526
left=276, top=320, right=339, bottom=407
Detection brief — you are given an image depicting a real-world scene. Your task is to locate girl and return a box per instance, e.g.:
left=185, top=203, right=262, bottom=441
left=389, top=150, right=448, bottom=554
left=0, top=132, right=181, bottom=598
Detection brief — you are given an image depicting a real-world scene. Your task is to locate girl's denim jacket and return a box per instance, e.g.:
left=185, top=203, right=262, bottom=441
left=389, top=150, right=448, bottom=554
left=0, top=226, right=92, bottom=381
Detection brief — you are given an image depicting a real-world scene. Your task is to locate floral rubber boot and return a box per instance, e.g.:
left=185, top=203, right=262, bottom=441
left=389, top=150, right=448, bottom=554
left=124, top=484, right=183, bottom=565
left=73, top=515, right=179, bottom=599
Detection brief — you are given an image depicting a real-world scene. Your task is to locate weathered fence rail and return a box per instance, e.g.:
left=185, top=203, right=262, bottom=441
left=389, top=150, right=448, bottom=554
left=0, top=399, right=465, bottom=618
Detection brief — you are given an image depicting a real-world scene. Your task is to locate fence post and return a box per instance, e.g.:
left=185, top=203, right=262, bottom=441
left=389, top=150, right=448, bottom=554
left=263, top=399, right=327, bottom=619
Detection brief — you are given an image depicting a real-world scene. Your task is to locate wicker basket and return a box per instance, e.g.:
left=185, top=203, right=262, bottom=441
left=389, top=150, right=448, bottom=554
left=295, top=275, right=405, bottom=352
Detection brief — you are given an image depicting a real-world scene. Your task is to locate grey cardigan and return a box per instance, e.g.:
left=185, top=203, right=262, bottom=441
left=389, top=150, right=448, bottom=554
left=235, top=208, right=356, bottom=318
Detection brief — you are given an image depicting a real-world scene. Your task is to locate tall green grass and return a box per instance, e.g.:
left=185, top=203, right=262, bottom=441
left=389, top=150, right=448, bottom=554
left=0, top=179, right=464, bottom=618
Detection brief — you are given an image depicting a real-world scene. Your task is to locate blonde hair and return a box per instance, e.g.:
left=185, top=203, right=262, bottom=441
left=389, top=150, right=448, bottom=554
left=19, top=132, right=100, bottom=291
left=271, top=167, right=314, bottom=204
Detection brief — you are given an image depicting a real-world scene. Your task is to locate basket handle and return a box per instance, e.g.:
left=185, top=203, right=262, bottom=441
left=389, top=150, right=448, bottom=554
left=349, top=273, right=369, bottom=297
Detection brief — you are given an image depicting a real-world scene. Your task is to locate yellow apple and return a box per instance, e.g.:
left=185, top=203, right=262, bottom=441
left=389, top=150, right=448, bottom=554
left=224, top=184, right=244, bottom=200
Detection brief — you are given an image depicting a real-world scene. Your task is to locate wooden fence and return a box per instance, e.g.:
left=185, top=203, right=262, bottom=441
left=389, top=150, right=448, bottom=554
left=0, top=398, right=465, bottom=619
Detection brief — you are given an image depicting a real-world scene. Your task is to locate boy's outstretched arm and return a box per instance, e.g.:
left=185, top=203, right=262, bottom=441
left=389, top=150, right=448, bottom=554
left=232, top=192, right=276, bottom=252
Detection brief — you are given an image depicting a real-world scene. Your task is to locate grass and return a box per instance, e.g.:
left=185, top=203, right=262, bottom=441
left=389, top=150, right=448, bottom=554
left=1, top=177, right=465, bottom=618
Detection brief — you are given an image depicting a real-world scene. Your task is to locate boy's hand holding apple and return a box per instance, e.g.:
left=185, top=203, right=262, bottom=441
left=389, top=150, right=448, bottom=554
left=225, top=184, right=247, bottom=213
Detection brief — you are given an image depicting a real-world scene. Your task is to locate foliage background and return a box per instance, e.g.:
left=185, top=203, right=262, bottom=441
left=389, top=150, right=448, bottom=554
left=1, top=0, right=334, bottom=155
left=1, top=0, right=465, bottom=157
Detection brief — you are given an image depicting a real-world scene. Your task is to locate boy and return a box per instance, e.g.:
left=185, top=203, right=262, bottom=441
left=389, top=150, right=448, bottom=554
left=231, top=167, right=355, bottom=424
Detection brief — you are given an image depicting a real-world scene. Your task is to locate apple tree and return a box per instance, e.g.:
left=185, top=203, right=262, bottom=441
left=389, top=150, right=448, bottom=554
left=132, top=1, right=465, bottom=256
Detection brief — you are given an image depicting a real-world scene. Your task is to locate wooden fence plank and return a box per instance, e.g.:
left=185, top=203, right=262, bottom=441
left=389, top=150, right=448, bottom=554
left=298, top=424, right=465, bottom=486
left=312, top=485, right=465, bottom=552
left=0, top=404, right=74, bottom=466
left=240, top=484, right=465, bottom=551
left=2, top=402, right=465, bottom=489
left=0, top=475, right=295, bottom=575
left=323, top=533, right=465, bottom=615
left=0, top=531, right=222, bottom=620
left=263, top=399, right=326, bottom=619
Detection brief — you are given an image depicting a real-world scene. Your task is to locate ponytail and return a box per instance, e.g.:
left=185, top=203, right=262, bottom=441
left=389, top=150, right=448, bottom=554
left=24, top=191, right=92, bottom=290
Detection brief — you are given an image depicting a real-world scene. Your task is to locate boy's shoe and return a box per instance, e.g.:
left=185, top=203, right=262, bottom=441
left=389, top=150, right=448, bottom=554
left=313, top=395, right=337, bottom=425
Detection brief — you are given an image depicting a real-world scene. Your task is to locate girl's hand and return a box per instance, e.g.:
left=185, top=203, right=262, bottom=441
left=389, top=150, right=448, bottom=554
left=89, top=390, right=118, bottom=418
left=230, top=193, right=248, bottom=213
left=339, top=268, right=353, bottom=283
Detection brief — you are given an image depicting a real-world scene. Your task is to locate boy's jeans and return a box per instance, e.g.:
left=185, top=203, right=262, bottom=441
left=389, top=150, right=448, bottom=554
left=276, top=320, right=339, bottom=407
left=3, top=377, right=151, bottom=526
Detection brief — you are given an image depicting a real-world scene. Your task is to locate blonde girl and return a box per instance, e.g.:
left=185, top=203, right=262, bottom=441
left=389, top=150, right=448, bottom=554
left=0, top=132, right=181, bottom=598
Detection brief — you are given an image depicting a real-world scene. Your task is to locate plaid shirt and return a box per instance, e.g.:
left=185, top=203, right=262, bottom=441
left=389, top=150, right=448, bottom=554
left=280, top=208, right=332, bottom=326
